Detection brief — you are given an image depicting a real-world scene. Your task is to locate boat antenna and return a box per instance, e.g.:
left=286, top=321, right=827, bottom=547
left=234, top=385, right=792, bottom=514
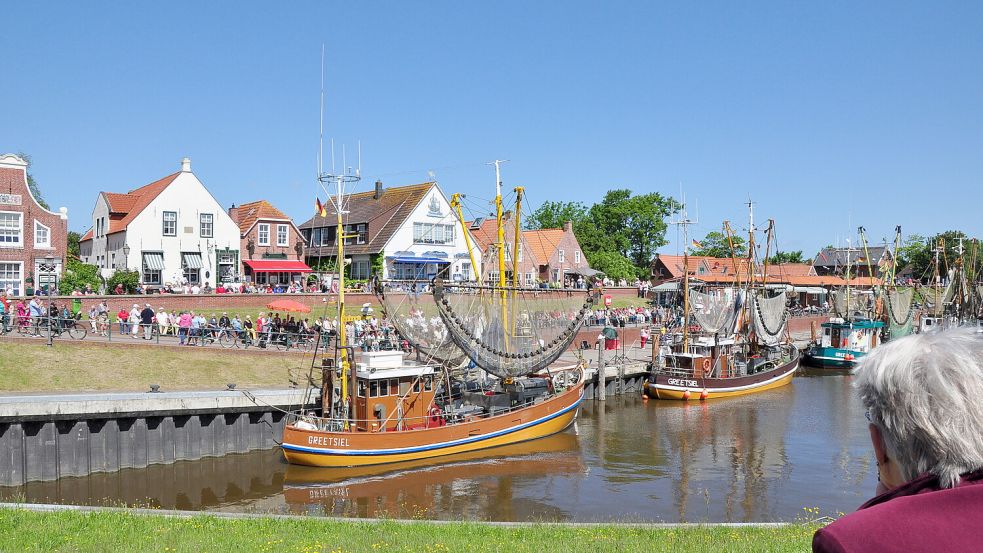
left=670, top=193, right=698, bottom=352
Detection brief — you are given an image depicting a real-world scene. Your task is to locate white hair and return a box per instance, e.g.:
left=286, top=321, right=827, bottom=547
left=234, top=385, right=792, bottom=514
left=854, top=327, right=983, bottom=488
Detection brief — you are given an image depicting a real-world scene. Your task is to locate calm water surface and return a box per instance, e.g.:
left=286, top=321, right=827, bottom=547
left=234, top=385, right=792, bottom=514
left=1, top=373, right=877, bottom=522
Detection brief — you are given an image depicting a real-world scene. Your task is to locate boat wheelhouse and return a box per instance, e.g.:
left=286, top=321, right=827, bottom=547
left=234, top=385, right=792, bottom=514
left=802, top=317, right=885, bottom=369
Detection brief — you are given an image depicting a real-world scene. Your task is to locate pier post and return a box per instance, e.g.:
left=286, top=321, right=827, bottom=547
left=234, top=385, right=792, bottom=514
left=597, top=337, right=606, bottom=401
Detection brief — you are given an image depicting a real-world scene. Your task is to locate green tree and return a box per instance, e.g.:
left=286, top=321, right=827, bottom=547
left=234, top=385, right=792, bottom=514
left=767, top=250, right=805, bottom=264
left=585, top=189, right=678, bottom=278
left=58, top=260, right=102, bottom=295
left=584, top=250, right=637, bottom=281
left=691, top=231, right=747, bottom=258
left=16, top=152, right=50, bottom=210
left=524, top=201, right=587, bottom=230
left=106, top=269, right=140, bottom=293
left=67, top=231, right=82, bottom=259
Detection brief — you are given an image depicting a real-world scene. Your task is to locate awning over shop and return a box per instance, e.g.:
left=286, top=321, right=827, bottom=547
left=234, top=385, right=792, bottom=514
left=793, top=286, right=829, bottom=295
left=243, top=259, right=312, bottom=272
left=564, top=267, right=602, bottom=277
left=182, top=252, right=203, bottom=269
left=652, top=281, right=680, bottom=291
left=392, top=256, right=450, bottom=264
left=143, top=252, right=164, bottom=270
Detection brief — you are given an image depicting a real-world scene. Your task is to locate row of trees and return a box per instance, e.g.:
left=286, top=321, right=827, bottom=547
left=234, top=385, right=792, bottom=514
left=896, top=230, right=982, bottom=283
left=688, top=231, right=806, bottom=264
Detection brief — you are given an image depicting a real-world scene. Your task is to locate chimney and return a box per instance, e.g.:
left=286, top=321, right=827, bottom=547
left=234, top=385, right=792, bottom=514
left=563, top=220, right=573, bottom=233
left=374, top=180, right=383, bottom=200
left=228, top=204, right=239, bottom=223
left=181, top=157, right=192, bottom=172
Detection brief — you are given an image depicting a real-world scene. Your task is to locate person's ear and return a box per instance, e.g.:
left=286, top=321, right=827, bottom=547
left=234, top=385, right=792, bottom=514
left=869, top=423, right=889, bottom=465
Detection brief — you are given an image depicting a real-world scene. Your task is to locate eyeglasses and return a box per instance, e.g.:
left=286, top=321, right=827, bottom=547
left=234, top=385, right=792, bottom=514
left=865, top=409, right=873, bottom=423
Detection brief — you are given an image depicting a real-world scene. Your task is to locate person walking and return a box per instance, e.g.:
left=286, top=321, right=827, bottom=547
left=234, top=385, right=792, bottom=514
left=117, top=306, right=129, bottom=335
left=178, top=311, right=192, bottom=345
left=140, top=303, right=155, bottom=340
left=128, top=304, right=141, bottom=339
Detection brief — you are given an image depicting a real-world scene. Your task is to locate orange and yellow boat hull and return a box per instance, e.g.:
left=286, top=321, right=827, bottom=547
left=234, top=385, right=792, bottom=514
left=282, top=382, right=584, bottom=468
left=643, top=356, right=798, bottom=401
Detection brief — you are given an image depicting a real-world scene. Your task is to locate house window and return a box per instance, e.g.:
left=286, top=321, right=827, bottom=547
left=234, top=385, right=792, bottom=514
left=412, top=222, right=454, bottom=245
left=352, top=260, right=370, bottom=279
left=34, top=221, right=51, bottom=248
left=277, top=224, right=289, bottom=246
left=0, top=262, right=22, bottom=295
left=575, top=250, right=581, bottom=264
left=344, top=224, right=367, bottom=246
left=258, top=223, right=270, bottom=246
left=142, top=252, right=163, bottom=285
left=163, top=211, right=177, bottom=236
left=558, top=249, right=565, bottom=263
left=200, top=213, right=213, bottom=238
left=0, top=212, right=23, bottom=247
left=461, top=262, right=472, bottom=281
left=518, top=244, right=523, bottom=262
left=525, top=272, right=534, bottom=286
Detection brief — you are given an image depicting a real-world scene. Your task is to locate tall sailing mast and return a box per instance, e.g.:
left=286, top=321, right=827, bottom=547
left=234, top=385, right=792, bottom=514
left=670, top=196, right=697, bottom=352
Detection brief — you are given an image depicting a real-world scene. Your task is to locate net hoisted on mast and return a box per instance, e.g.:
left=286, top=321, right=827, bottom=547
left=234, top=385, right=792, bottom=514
left=378, top=281, right=469, bottom=367
left=884, top=287, right=915, bottom=338
left=751, top=290, right=788, bottom=347
left=433, top=280, right=594, bottom=379
left=690, top=288, right=740, bottom=336
left=831, top=288, right=865, bottom=318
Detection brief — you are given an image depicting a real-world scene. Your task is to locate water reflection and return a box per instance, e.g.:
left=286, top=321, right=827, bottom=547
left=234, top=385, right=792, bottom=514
left=0, top=376, right=877, bottom=522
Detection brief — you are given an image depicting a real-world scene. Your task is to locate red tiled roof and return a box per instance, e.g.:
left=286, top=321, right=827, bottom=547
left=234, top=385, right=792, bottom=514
left=79, top=171, right=181, bottom=242
left=233, top=200, right=291, bottom=234
left=523, top=229, right=564, bottom=264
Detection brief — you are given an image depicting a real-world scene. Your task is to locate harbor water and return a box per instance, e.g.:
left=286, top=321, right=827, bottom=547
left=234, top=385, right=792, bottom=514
left=0, top=372, right=876, bottom=522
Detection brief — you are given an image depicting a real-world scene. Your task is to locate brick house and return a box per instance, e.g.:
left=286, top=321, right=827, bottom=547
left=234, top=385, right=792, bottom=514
left=468, top=212, right=537, bottom=285
left=524, top=221, right=589, bottom=285
left=229, top=200, right=310, bottom=286
left=0, top=154, right=69, bottom=296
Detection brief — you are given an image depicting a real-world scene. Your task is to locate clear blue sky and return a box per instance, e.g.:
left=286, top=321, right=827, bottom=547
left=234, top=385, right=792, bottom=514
left=2, top=1, right=981, bottom=258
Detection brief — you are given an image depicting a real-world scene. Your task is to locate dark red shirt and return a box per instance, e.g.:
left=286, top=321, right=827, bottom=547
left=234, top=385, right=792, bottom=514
left=813, top=469, right=983, bottom=553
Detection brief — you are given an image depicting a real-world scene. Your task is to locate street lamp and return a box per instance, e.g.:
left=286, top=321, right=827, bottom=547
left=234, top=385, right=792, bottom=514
left=122, top=243, right=130, bottom=270
left=39, top=255, right=58, bottom=347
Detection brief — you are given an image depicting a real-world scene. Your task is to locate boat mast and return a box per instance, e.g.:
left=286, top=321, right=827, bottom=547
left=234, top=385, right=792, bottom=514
left=670, top=196, right=697, bottom=352
left=512, top=187, right=524, bottom=289
left=450, top=193, right=481, bottom=285
left=491, top=160, right=511, bottom=354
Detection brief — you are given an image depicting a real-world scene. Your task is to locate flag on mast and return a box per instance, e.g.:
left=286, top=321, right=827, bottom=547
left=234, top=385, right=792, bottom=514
left=315, top=197, right=327, bottom=217
left=690, top=239, right=703, bottom=250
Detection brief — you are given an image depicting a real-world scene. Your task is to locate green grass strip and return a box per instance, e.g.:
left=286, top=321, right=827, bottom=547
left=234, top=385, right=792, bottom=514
left=0, top=506, right=822, bottom=552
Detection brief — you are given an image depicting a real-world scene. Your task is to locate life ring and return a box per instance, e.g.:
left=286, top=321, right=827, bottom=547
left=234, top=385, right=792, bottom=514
left=702, top=358, right=712, bottom=377
left=428, top=406, right=443, bottom=427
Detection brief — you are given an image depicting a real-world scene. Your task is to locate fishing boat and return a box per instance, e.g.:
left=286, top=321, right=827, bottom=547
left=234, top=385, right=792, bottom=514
left=802, top=230, right=884, bottom=369
left=281, top=161, right=591, bottom=468
left=644, top=203, right=799, bottom=401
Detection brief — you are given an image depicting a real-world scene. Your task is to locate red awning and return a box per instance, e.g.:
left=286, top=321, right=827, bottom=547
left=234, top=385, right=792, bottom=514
left=243, top=259, right=313, bottom=272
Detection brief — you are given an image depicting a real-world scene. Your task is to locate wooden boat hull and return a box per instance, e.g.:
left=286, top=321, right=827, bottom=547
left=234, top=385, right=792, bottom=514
left=281, top=382, right=584, bottom=468
left=643, top=355, right=799, bottom=400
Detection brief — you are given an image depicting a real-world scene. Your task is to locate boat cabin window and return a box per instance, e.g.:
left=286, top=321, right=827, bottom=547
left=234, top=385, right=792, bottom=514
left=399, top=380, right=411, bottom=395
left=357, top=380, right=366, bottom=397
left=413, top=380, right=421, bottom=393
left=379, top=379, right=389, bottom=396
left=424, top=377, right=433, bottom=391
left=390, top=379, right=399, bottom=396
left=369, top=381, right=379, bottom=398
left=830, top=329, right=841, bottom=346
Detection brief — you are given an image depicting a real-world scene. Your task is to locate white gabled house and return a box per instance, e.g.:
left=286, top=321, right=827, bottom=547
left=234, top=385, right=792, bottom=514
left=79, top=158, right=241, bottom=288
left=298, top=180, right=482, bottom=281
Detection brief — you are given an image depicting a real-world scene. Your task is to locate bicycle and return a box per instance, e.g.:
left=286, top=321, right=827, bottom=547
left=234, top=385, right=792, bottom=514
left=48, top=317, right=87, bottom=340
left=220, top=329, right=253, bottom=349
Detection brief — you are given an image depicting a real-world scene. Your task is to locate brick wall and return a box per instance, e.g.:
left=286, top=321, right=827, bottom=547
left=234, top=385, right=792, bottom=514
left=0, top=161, right=69, bottom=295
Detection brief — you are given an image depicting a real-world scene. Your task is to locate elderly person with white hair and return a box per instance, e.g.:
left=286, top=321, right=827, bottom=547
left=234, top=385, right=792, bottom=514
left=814, top=328, right=983, bottom=553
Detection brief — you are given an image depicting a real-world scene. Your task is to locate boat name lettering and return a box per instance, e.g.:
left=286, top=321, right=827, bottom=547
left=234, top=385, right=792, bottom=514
left=308, top=436, right=350, bottom=448
left=666, top=378, right=698, bottom=387
left=309, top=487, right=349, bottom=499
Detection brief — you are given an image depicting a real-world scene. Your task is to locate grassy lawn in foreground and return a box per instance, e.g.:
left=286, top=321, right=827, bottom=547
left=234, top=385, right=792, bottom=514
left=0, top=341, right=313, bottom=393
left=0, top=508, right=822, bottom=553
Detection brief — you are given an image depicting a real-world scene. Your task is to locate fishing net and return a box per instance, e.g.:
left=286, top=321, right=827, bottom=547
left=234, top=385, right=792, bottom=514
left=884, top=287, right=914, bottom=339
left=433, top=280, right=594, bottom=379
left=752, top=291, right=788, bottom=347
left=832, top=288, right=867, bottom=318
left=379, top=282, right=470, bottom=367
left=919, top=283, right=951, bottom=317
left=690, top=289, right=739, bottom=336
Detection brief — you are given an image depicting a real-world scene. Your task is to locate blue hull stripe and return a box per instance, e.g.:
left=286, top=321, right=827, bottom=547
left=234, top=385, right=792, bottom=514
left=282, top=389, right=584, bottom=457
